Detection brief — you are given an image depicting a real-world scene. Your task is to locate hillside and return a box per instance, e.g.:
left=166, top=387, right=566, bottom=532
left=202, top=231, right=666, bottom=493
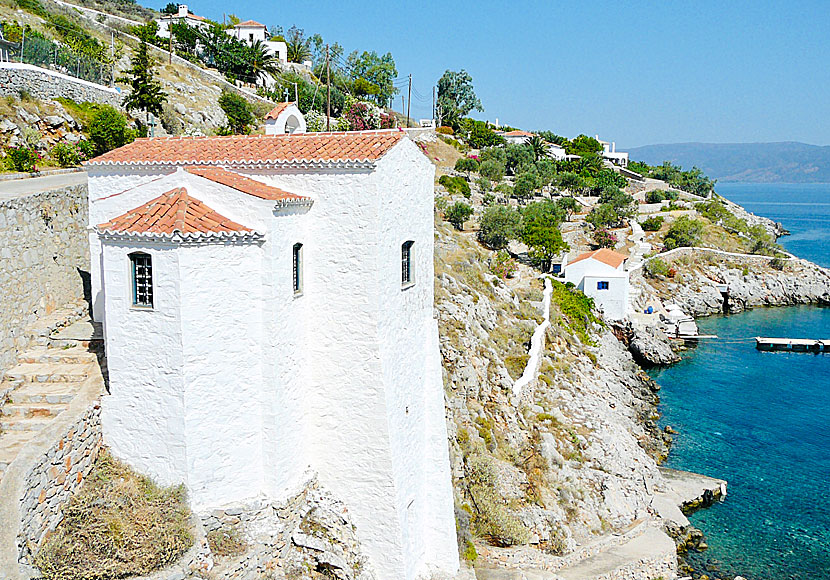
left=628, top=141, right=830, bottom=183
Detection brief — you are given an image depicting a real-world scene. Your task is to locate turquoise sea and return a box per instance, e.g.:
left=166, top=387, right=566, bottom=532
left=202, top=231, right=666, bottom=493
left=650, top=183, right=830, bottom=580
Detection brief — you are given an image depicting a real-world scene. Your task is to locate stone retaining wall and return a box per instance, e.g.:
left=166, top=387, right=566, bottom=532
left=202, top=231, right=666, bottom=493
left=0, top=63, right=121, bottom=107
left=0, top=184, right=90, bottom=375
left=17, top=402, right=102, bottom=564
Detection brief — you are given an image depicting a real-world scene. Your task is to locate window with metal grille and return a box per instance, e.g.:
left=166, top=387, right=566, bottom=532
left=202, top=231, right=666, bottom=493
left=597, top=281, right=609, bottom=290
left=292, top=243, right=303, bottom=294
left=130, top=252, right=153, bottom=307
left=401, top=241, right=414, bottom=286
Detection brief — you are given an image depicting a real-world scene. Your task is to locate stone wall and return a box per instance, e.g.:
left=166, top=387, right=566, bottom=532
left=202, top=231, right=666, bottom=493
left=17, top=402, right=102, bottom=564
left=0, top=184, right=90, bottom=375
left=0, top=63, right=121, bottom=107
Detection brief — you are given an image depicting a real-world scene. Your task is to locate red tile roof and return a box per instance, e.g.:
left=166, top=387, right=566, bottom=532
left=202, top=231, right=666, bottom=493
left=185, top=166, right=308, bottom=202
left=265, top=102, right=295, bottom=120
left=501, top=130, right=535, bottom=137
left=97, top=188, right=251, bottom=235
left=86, top=132, right=406, bottom=167
left=569, top=248, right=627, bottom=269
left=235, top=20, right=265, bottom=27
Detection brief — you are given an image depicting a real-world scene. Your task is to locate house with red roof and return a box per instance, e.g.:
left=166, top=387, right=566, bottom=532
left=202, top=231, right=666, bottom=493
left=85, top=130, right=458, bottom=579
left=496, top=129, right=535, bottom=145
left=564, top=248, right=630, bottom=320
left=225, top=19, right=288, bottom=65
left=156, top=4, right=209, bottom=39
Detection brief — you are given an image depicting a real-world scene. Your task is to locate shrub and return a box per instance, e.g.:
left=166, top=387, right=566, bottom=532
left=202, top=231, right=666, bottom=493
left=550, top=281, right=599, bottom=344
left=476, top=176, right=492, bottom=192
left=646, top=190, right=667, bottom=204
left=513, top=172, right=542, bottom=200
left=438, top=174, right=471, bottom=198
left=49, top=142, right=86, bottom=167
left=305, top=109, right=325, bottom=132
left=445, top=201, right=474, bottom=230
left=644, top=257, right=670, bottom=278
left=455, top=157, right=479, bottom=175
left=462, top=540, right=478, bottom=562
left=663, top=216, right=704, bottom=250
left=770, top=257, right=787, bottom=270
left=465, top=454, right=529, bottom=546
left=478, top=205, right=522, bottom=250
left=490, top=250, right=518, bottom=279
left=640, top=215, right=665, bottom=231
left=89, top=106, right=134, bottom=156
left=436, top=125, right=453, bottom=135
left=479, top=159, right=505, bottom=183
left=218, top=91, right=254, bottom=134
left=34, top=450, right=193, bottom=579
left=593, top=228, right=617, bottom=248
left=3, top=146, right=39, bottom=172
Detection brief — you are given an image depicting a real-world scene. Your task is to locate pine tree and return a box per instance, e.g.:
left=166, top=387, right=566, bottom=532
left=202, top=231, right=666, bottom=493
left=120, top=26, right=167, bottom=127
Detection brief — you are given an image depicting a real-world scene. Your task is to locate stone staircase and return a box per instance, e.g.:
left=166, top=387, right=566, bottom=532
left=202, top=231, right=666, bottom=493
left=0, top=321, right=101, bottom=483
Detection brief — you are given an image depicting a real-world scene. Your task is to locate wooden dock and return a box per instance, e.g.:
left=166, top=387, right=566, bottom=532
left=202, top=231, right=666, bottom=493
left=755, top=337, right=830, bottom=352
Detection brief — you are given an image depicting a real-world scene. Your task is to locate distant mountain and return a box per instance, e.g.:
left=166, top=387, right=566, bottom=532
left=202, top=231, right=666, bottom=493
left=627, top=142, right=830, bottom=183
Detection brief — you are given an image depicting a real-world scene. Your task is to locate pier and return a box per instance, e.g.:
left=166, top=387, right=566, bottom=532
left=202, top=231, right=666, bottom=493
left=755, top=337, right=830, bottom=352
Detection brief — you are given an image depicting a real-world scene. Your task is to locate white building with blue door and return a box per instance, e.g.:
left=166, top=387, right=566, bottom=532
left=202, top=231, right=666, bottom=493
left=564, top=248, right=629, bottom=320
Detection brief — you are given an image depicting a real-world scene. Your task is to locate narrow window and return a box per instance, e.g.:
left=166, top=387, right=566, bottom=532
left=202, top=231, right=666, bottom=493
left=552, top=263, right=562, bottom=274
left=401, top=240, right=414, bottom=286
left=292, top=243, right=303, bottom=294
left=130, top=252, right=153, bottom=307
left=597, top=281, right=609, bottom=290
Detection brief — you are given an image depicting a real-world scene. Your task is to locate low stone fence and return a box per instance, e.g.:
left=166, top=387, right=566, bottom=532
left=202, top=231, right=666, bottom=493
left=0, top=62, right=120, bottom=107
left=0, top=184, right=90, bottom=376
left=17, top=402, right=102, bottom=564
left=0, top=365, right=104, bottom=579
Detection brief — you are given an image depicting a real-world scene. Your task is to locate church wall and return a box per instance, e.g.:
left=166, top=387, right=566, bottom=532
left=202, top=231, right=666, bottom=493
left=179, top=242, right=267, bottom=509
left=99, top=240, right=187, bottom=486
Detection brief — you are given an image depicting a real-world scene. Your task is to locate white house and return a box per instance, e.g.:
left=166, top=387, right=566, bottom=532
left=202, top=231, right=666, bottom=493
left=85, top=131, right=459, bottom=580
left=264, top=102, right=306, bottom=135
left=547, top=143, right=566, bottom=161
left=564, top=248, right=629, bottom=320
left=156, top=4, right=209, bottom=39
left=225, top=20, right=288, bottom=64
left=496, top=129, right=535, bottom=145
left=594, top=135, right=629, bottom=167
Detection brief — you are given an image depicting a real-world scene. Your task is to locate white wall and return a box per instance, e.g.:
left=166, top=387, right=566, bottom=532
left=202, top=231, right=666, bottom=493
left=581, top=274, right=628, bottom=320
left=100, top=241, right=187, bottom=486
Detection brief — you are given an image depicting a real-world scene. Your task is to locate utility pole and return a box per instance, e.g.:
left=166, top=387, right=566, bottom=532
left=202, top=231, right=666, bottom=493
left=325, top=44, right=331, bottom=131
left=401, top=95, right=405, bottom=116
left=168, top=31, right=172, bottom=64
left=20, top=27, right=24, bottom=63
left=406, top=74, right=411, bottom=128
left=432, top=86, right=436, bottom=126
left=293, top=82, right=298, bottom=103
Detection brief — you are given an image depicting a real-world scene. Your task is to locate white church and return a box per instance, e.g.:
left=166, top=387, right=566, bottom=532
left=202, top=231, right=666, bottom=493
left=85, top=130, right=459, bottom=579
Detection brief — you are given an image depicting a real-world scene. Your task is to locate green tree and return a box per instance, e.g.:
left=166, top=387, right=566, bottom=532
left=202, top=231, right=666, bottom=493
left=537, top=130, right=567, bottom=146
left=465, top=120, right=504, bottom=149
left=120, top=26, right=167, bottom=125
left=455, top=157, right=479, bottom=177
left=527, top=135, right=547, bottom=161
left=504, top=144, right=534, bottom=175
left=478, top=205, right=521, bottom=250
left=346, top=50, right=398, bottom=106
left=436, top=69, right=483, bottom=126
left=161, top=2, right=178, bottom=14
left=586, top=203, right=620, bottom=229
left=170, top=20, right=199, bottom=57
left=663, top=216, right=704, bottom=250
left=534, top=159, right=558, bottom=185
left=89, top=106, right=134, bottom=156
left=286, top=26, right=311, bottom=63
left=566, top=134, right=603, bottom=157
left=558, top=171, right=586, bottom=193
left=479, top=159, right=505, bottom=183
left=445, top=201, right=474, bottom=230
left=556, top=196, right=579, bottom=220
left=218, top=91, right=254, bottom=134
left=520, top=201, right=568, bottom=270
left=247, top=40, right=281, bottom=85
left=513, top=172, right=542, bottom=201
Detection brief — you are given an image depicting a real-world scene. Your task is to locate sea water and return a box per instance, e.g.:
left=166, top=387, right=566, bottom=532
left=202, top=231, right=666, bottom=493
left=650, top=183, right=830, bottom=579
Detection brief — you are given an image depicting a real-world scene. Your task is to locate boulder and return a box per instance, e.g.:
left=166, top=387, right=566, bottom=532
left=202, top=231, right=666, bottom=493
left=629, top=326, right=680, bottom=366
left=44, top=115, right=64, bottom=127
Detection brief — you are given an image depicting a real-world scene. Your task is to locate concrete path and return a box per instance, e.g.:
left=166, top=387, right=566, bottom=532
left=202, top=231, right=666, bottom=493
left=0, top=171, right=87, bottom=201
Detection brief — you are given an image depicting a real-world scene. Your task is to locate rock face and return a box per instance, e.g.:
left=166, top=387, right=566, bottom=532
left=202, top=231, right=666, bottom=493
left=628, top=325, right=681, bottom=366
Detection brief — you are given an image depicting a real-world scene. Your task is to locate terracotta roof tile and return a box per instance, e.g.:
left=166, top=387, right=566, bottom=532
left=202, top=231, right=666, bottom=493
left=185, top=166, right=307, bottom=202
left=97, top=188, right=251, bottom=235
left=569, top=248, right=627, bottom=269
left=500, top=130, right=535, bottom=137
left=265, top=102, right=295, bottom=120
left=235, top=20, right=265, bottom=27
left=86, top=131, right=406, bottom=167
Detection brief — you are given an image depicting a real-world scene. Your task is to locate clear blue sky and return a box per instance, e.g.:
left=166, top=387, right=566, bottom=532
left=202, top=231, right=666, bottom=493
left=186, top=0, right=830, bottom=147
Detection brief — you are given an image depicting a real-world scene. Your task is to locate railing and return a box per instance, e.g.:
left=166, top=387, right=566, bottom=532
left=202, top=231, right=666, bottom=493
left=4, top=34, right=113, bottom=86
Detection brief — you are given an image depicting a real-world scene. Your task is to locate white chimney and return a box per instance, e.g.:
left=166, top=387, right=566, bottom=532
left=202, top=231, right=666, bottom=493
left=178, top=4, right=188, bottom=17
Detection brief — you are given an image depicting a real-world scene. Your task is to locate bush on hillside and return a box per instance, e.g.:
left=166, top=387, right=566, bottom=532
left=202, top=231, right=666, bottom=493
left=3, top=145, right=40, bottom=172
left=478, top=205, right=521, bottom=250
left=436, top=126, right=454, bottom=135
left=646, top=190, right=667, bottom=204
left=49, top=142, right=88, bottom=167
left=644, top=257, right=671, bottom=278
left=479, top=159, right=505, bottom=183
left=593, top=228, right=617, bottom=248
left=640, top=215, right=665, bottom=231
left=445, top=201, right=474, bottom=230
left=663, top=216, right=704, bottom=250
left=490, top=250, right=518, bottom=279
left=439, top=174, right=471, bottom=198
left=34, top=450, right=193, bottom=579
left=455, top=157, right=480, bottom=176
left=89, top=106, right=134, bottom=156
left=218, top=91, right=254, bottom=135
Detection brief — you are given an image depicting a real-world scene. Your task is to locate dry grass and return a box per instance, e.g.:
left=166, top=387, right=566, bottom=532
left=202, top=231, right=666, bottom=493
left=207, top=526, right=247, bottom=558
left=34, top=449, right=193, bottom=580
left=423, top=138, right=464, bottom=178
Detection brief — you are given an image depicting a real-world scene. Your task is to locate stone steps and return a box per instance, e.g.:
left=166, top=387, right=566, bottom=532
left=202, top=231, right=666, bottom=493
left=3, top=362, right=91, bottom=384
left=1, top=402, right=68, bottom=419
left=17, top=347, right=98, bottom=365
left=7, top=382, right=79, bottom=405
left=1, top=415, right=55, bottom=432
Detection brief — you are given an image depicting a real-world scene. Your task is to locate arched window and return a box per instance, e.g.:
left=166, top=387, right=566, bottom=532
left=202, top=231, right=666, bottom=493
left=129, top=252, right=153, bottom=308
left=292, top=243, right=303, bottom=294
left=401, top=241, right=414, bottom=286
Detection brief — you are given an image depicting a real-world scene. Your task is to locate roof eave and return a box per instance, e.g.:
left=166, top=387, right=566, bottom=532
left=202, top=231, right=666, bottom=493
left=95, top=227, right=265, bottom=244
